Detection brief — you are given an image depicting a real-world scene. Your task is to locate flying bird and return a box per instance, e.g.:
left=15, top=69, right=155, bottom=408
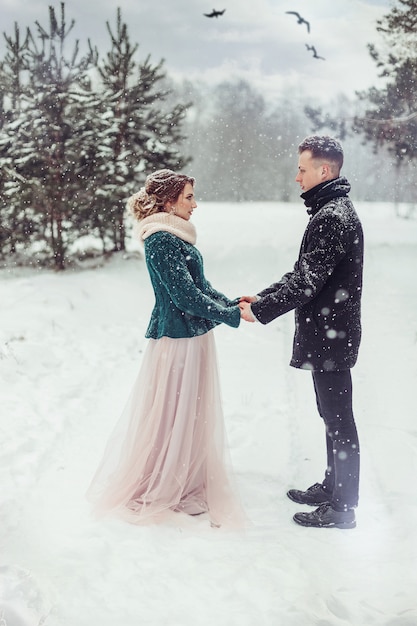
left=285, top=11, right=310, bottom=33
left=204, top=9, right=226, bottom=18
left=306, top=44, right=325, bottom=60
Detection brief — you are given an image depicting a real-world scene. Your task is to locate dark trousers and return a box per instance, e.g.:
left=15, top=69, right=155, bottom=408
left=312, top=370, right=360, bottom=511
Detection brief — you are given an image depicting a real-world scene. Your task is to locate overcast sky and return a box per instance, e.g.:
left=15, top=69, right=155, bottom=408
left=0, top=0, right=392, bottom=102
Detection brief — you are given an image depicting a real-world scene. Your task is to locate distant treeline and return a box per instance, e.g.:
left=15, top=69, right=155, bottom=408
left=177, top=80, right=416, bottom=206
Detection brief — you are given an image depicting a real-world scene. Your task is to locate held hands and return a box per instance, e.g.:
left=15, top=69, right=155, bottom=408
left=238, top=296, right=257, bottom=323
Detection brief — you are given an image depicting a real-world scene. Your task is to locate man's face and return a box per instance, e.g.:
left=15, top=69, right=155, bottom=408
left=295, top=150, right=327, bottom=192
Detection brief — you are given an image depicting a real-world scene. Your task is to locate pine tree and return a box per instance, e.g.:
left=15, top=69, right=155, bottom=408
left=354, top=0, right=417, bottom=163
left=0, top=4, right=98, bottom=268
left=0, top=23, right=33, bottom=256
left=90, top=8, right=191, bottom=252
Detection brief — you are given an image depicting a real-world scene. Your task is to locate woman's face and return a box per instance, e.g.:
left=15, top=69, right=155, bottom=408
left=169, top=183, right=197, bottom=220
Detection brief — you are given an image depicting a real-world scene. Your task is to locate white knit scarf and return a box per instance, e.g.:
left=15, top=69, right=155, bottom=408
left=137, top=212, right=197, bottom=245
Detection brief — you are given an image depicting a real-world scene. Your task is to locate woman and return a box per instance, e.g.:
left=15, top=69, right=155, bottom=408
left=87, top=169, right=245, bottom=528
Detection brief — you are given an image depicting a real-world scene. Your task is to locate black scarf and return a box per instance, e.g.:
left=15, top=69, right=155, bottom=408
left=301, top=177, right=351, bottom=215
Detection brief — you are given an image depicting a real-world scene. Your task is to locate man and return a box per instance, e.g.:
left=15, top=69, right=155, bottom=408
left=240, top=135, right=363, bottom=529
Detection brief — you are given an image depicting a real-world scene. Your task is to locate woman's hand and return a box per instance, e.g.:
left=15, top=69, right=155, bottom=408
left=239, top=300, right=256, bottom=322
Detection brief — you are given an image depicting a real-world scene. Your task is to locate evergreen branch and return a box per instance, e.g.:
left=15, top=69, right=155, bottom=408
left=355, top=111, right=417, bottom=125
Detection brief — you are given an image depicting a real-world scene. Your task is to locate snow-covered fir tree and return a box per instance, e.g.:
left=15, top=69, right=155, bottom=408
left=84, top=8, right=191, bottom=253
left=0, top=4, right=191, bottom=268
left=355, top=0, right=417, bottom=164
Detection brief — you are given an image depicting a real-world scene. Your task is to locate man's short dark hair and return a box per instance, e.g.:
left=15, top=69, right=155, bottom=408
left=298, top=135, right=344, bottom=173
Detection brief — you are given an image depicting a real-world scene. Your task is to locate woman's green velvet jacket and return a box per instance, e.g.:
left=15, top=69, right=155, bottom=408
left=144, top=231, right=240, bottom=339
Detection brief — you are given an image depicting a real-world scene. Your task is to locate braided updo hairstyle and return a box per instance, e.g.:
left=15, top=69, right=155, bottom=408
left=127, top=169, right=195, bottom=221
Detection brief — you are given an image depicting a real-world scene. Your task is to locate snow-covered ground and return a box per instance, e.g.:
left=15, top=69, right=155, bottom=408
left=1, top=201, right=416, bottom=626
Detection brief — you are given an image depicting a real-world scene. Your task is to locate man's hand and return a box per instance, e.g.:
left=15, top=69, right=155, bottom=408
left=239, top=300, right=256, bottom=322
left=239, top=295, right=258, bottom=303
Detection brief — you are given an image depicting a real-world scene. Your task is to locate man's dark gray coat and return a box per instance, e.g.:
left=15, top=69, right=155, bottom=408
left=251, top=177, right=364, bottom=372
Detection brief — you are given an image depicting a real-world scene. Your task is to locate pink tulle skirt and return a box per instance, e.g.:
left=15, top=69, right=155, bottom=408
left=86, top=330, right=245, bottom=528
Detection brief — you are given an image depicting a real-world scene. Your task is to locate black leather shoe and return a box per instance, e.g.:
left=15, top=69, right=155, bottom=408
left=293, top=503, right=356, bottom=529
left=287, top=482, right=331, bottom=506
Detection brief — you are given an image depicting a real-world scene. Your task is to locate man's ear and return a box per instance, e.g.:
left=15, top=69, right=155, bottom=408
left=321, top=163, right=331, bottom=180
